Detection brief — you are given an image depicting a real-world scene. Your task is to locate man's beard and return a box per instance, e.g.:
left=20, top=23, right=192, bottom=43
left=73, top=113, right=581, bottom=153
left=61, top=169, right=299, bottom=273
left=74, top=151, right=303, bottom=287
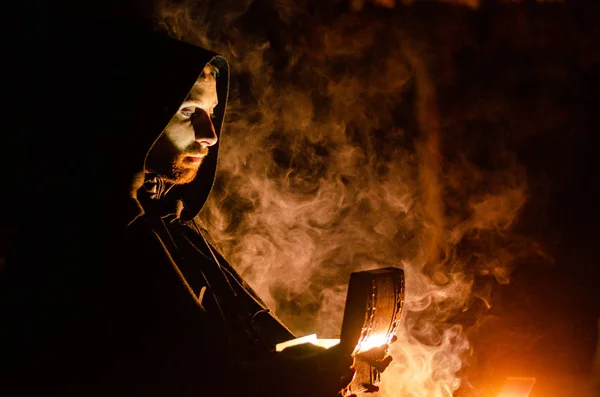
left=165, top=147, right=209, bottom=185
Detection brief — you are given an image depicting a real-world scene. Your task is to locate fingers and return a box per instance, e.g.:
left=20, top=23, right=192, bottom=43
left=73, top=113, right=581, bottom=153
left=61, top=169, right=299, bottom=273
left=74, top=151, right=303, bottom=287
left=355, top=344, right=388, bottom=362
left=361, top=383, right=380, bottom=393
left=371, top=354, right=393, bottom=372
left=355, top=343, right=394, bottom=373
left=355, top=353, right=393, bottom=373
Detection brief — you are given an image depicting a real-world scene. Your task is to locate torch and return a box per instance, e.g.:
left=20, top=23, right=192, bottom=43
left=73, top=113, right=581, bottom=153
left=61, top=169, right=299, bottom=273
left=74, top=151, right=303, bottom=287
left=275, top=267, right=405, bottom=395
left=339, top=267, right=405, bottom=395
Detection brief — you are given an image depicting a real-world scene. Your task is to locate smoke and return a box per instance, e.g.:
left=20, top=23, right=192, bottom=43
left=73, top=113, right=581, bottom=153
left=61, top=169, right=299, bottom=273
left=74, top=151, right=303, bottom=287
left=156, top=1, right=532, bottom=395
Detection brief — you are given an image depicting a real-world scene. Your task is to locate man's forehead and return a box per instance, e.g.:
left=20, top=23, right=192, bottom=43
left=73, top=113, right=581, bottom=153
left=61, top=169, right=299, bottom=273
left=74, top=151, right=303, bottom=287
left=187, top=68, right=217, bottom=100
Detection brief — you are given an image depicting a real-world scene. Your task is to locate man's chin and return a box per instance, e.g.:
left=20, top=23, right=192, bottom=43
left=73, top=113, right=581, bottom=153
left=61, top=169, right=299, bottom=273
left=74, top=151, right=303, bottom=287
left=174, top=171, right=198, bottom=185
left=168, top=162, right=201, bottom=185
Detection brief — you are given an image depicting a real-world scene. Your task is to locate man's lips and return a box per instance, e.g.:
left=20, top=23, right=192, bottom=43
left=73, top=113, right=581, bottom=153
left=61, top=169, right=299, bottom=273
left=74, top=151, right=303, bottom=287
left=185, top=155, right=205, bottom=163
left=184, top=147, right=209, bottom=164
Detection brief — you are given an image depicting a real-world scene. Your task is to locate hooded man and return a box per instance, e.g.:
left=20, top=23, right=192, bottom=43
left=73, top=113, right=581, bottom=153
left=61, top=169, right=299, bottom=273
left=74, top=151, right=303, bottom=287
left=2, top=4, right=394, bottom=396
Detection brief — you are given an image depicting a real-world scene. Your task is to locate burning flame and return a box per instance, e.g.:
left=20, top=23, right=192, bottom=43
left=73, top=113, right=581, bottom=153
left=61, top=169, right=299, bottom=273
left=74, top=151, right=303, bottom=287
left=156, top=1, right=531, bottom=395
left=357, top=332, right=390, bottom=353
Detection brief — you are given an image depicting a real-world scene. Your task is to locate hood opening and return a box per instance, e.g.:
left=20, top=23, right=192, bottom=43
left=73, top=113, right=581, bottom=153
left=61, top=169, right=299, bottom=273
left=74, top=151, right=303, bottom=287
left=138, top=54, right=230, bottom=222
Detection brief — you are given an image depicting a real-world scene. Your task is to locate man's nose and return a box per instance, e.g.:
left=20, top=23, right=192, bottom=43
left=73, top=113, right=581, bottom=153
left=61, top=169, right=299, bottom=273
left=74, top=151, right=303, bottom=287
left=192, top=109, right=218, bottom=147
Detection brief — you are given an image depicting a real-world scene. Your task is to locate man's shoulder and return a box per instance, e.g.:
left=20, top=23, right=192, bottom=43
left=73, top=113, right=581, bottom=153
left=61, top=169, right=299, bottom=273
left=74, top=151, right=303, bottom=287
left=185, top=219, right=226, bottom=256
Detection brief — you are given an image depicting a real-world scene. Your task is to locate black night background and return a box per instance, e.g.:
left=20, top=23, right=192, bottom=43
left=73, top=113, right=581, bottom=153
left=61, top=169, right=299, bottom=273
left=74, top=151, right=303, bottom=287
left=4, top=1, right=600, bottom=396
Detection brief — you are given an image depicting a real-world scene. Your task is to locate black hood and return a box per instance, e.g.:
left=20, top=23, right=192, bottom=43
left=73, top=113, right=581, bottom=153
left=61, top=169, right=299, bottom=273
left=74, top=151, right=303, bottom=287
left=117, top=29, right=230, bottom=222
left=27, top=19, right=229, bottom=225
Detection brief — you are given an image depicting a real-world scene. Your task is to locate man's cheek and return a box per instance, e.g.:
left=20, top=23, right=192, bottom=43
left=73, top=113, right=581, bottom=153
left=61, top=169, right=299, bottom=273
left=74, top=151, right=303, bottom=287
left=166, top=126, right=194, bottom=151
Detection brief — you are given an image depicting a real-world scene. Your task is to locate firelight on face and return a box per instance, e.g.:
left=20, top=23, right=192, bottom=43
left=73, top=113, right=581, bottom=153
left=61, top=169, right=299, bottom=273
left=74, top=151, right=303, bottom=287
left=145, top=64, right=219, bottom=185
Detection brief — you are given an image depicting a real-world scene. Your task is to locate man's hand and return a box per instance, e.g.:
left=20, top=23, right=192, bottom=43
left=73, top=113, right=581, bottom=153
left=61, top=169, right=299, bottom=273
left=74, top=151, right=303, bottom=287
left=241, top=342, right=354, bottom=397
left=351, top=335, right=397, bottom=393
left=355, top=342, right=394, bottom=373
left=275, top=343, right=356, bottom=397
left=240, top=336, right=396, bottom=397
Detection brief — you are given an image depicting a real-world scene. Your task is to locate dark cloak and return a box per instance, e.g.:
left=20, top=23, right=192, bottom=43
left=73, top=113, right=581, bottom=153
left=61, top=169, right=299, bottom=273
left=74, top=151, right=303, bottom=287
left=2, top=11, right=295, bottom=397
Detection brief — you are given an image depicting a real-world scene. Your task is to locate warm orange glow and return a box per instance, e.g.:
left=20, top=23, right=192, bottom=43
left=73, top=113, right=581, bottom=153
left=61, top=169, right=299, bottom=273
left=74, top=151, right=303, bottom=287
left=275, top=334, right=340, bottom=352
left=275, top=334, right=318, bottom=352
left=159, top=2, right=532, bottom=395
left=314, top=339, right=341, bottom=349
left=497, top=377, right=536, bottom=397
left=356, top=332, right=390, bottom=352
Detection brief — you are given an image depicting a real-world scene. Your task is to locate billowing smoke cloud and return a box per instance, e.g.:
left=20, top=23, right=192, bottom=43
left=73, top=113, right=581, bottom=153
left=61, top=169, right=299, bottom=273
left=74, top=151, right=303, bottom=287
left=156, top=1, right=532, bottom=395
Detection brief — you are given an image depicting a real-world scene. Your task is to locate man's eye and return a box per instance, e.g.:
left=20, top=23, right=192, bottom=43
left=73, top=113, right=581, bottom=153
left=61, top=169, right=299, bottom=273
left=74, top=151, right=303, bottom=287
left=181, top=107, right=195, bottom=117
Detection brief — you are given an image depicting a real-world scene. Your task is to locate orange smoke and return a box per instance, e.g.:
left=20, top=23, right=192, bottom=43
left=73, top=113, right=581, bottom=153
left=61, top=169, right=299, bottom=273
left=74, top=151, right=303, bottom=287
left=156, top=1, right=530, bottom=395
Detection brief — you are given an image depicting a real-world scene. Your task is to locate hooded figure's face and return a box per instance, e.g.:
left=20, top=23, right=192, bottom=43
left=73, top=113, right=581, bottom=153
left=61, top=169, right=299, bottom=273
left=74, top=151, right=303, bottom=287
left=145, top=64, right=219, bottom=185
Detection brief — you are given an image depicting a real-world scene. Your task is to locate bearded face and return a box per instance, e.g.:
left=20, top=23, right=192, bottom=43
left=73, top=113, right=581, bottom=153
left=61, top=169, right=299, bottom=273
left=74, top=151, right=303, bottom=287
left=145, top=64, right=219, bottom=185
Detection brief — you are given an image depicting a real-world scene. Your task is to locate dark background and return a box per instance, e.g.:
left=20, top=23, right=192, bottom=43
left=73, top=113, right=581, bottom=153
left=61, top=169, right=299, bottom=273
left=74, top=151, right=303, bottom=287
left=394, top=2, right=600, bottom=395
left=408, top=2, right=600, bottom=395
left=434, top=2, right=600, bottom=395
left=5, top=1, right=600, bottom=396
